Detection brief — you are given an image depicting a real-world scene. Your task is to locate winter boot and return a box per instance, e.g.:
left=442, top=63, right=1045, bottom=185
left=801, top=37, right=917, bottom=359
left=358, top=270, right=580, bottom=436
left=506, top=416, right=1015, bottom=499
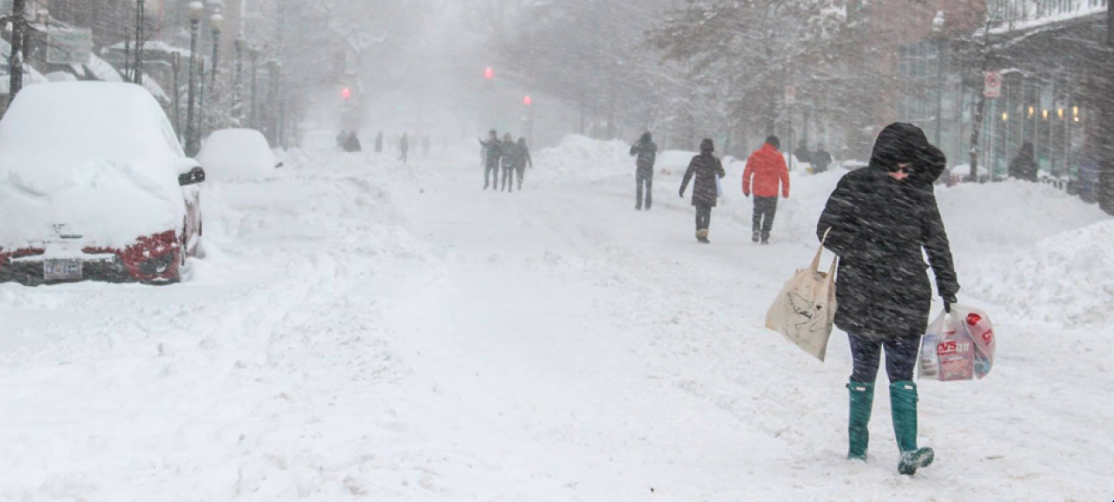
left=752, top=231, right=760, bottom=243
left=848, top=381, right=874, bottom=461
left=891, top=381, right=935, bottom=475
left=761, top=231, right=771, bottom=245
left=696, top=229, right=710, bottom=244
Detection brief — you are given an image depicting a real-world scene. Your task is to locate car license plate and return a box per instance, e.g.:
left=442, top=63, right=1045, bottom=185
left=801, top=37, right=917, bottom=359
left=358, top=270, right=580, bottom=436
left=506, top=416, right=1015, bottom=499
left=44, top=259, right=83, bottom=281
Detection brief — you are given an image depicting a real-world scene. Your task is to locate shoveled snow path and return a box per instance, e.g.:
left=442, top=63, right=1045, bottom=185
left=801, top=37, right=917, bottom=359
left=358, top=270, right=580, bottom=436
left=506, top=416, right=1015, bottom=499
left=0, top=152, right=1109, bottom=501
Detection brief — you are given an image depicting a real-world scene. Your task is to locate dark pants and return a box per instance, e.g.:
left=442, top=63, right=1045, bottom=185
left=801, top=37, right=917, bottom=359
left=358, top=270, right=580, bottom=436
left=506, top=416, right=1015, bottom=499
left=636, top=167, right=653, bottom=209
left=695, top=204, right=712, bottom=231
left=485, top=164, right=499, bottom=189
left=502, top=167, right=515, bottom=192
left=849, top=335, right=919, bottom=383
left=753, top=197, right=778, bottom=238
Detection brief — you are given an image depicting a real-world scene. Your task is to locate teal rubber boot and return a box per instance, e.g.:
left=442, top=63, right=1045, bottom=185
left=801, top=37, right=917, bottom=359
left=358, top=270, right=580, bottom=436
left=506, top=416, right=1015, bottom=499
left=847, top=381, right=874, bottom=461
left=890, top=381, right=935, bottom=475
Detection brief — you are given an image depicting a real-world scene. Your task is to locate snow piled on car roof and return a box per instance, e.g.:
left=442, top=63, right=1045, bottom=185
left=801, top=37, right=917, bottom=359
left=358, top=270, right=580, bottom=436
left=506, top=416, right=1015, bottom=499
left=0, top=83, right=186, bottom=249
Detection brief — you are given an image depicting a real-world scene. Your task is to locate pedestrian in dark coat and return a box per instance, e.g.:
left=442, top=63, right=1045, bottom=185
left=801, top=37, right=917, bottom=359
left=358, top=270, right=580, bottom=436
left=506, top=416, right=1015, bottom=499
left=399, top=134, right=410, bottom=163
left=679, top=139, right=726, bottom=243
left=342, top=132, right=362, bottom=153
left=1008, top=142, right=1039, bottom=182
left=515, top=137, right=533, bottom=190
left=479, top=130, right=502, bottom=190
left=630, top=131, right=658, bottom=210
left=817, top=122, right=959, bottom=476
left=375, top=132, right=384, bottom=153
left=500, top=133, right=518, bottom=192
left=813, top=143, right=833, bottom=174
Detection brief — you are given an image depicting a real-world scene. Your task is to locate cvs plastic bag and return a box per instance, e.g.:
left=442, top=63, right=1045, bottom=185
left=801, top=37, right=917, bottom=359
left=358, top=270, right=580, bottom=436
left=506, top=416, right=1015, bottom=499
left=917, top=304, right=997, bottom=381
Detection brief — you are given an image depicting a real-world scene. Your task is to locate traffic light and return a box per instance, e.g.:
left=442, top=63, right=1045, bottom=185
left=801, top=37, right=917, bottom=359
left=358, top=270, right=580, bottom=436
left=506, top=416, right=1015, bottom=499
left=484, top=67, right=494, bottom=80
left=341, top=87, right=352, bottom=100
left=523, top=95, right=532, bottom=106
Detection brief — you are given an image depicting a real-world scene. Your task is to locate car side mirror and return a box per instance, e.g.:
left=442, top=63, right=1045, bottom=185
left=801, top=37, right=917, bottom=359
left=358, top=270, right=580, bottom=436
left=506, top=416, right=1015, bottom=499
left=179, top=167, right=206, bottom=186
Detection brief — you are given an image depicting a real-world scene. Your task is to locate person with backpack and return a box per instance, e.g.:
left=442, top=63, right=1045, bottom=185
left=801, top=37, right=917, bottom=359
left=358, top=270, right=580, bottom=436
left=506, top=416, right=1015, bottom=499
left=742, top=136, right=790, bottom=244
left=515, top=137, right=533, bottom=190
left=813, top=143, right=833, bottom=174
left=679, top=139, right=725, bottom=244
left=479, top=130, right=502, bottom=190
left=630, top=132, right=658, bottom=210
left=816, top=122, right=960, bottom=476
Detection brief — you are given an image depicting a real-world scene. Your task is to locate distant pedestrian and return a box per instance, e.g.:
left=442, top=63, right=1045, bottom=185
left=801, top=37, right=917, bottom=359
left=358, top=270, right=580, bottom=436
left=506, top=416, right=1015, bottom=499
left=813, top=143, right=833, bottom=174
left=679, top=139, right=726, bottom=244
left=375, top=132, right=384, bottom=154
left=1008, top=141, right=1038, bottom=182
left=630, top=131, right=658, bottom=211
left=399, top=133, right=410, bottom=163
left=480, top=130, right=502, bottom=190
left=422, top=135, right=432, bottom=157
left=501, top=133, right=518, bottom=192
left=742, top=136, right=790, bottom=245
left=515, top=137, right=533, bottom=190
left=795, top=139, right=812, bottom=167
left=816, top=122, right=959, bottom=476
left=342, top=131, right=362, bottom=153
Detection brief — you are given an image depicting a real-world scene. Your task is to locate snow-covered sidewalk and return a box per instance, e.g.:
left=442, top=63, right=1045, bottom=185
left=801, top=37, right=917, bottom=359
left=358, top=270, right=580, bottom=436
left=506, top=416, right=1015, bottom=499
left=1, top=141, right=1110, bottom=501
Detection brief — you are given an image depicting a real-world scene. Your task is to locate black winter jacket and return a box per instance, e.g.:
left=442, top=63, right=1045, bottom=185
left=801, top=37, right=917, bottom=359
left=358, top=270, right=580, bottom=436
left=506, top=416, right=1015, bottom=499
left=480, top=139, right=502, bottom=168
left=680, top=153, right=725, bottom=207
left=630, top=141, right=658, bottom=171
left=817, top=123, right=959, bottom=340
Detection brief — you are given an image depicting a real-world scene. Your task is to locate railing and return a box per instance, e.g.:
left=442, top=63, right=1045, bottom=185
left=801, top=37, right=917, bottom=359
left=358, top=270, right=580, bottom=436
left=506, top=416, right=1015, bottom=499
left=988, top=0, right=1107, bottom=30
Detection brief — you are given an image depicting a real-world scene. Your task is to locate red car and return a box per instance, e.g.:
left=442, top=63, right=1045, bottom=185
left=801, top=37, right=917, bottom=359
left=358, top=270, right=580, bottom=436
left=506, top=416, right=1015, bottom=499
left=0, top=83, right=205, bottom=285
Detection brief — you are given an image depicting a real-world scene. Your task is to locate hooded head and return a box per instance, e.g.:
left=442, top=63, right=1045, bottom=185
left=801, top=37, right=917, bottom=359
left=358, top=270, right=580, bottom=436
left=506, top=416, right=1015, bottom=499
left=1020, top=141, right=1035, bottom=158
left=504, top=133, right=514, bottom=143
left=766, top=135, right=780, bottom=150
left=489, top=130, right=498, bottom=139
left=641, top=132, right=653, bottom=144
left=700, top=138, right=714, bottom=154
left=870, top=122, right=945, bottom=188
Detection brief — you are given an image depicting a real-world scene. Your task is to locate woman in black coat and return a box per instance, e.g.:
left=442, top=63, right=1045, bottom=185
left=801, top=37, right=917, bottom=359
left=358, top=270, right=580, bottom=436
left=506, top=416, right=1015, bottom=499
left=817, top=123, right=959, bottom=476
left=680, top=139, right=726, bottom=243
left=1008, top=141, right=1039, bottom=182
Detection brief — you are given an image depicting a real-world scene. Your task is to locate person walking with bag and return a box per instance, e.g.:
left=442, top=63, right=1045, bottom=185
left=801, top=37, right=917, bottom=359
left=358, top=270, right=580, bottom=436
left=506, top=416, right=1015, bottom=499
left=816, top=122, right=960, bottom=476
left=515, top=137, right=533, bottom=190
left=743, top=136, right=790, bottom=244
left=630, top=132, right=658, bottom=210
left=679, top=139, right=725, bottom=244
left=479, top=130, right=502, bottom=190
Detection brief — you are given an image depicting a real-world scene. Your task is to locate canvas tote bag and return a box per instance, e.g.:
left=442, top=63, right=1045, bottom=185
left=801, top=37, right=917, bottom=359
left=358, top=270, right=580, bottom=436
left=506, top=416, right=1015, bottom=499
left=765, top=231, right=838, bottom=361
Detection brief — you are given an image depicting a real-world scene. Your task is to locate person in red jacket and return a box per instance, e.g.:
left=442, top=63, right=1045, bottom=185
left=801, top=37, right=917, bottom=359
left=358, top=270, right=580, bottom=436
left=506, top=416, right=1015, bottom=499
left=743, top=136, right=791, bottom=244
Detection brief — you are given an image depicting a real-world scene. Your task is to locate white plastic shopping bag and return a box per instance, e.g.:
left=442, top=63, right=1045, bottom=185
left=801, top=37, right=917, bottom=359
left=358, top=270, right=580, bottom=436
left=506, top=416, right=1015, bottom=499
left=917, top=304, right=997, bottom=381
left=716, top=176, right=724, bottom=199
left=765, top=231, right=837, bottom=361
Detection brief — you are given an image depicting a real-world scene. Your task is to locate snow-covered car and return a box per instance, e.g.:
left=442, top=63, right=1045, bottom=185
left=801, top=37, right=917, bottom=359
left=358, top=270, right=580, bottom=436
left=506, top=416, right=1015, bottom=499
left=197, top=128, right=282, bottom=181
left=0, top=82, right=205, bottom=285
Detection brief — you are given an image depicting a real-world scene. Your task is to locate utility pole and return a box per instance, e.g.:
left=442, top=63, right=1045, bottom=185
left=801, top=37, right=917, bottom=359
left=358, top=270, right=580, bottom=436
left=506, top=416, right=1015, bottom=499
left=8, top=0, right=28, bottom=105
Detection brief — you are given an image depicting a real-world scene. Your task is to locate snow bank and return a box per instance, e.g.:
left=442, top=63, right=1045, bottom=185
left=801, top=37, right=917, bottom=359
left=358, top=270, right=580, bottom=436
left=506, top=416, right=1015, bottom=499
left=967, top=220, right=1114, bottom=326
left=0, top=83, right=186, bottom=248
left=534, top=135, right=631, bottom=182
left=197, top=129, right=278, bottom=181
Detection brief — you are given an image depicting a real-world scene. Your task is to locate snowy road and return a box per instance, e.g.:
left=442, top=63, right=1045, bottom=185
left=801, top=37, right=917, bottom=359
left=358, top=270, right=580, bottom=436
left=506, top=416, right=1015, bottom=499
left=2, top=142, right=1111, bottom=501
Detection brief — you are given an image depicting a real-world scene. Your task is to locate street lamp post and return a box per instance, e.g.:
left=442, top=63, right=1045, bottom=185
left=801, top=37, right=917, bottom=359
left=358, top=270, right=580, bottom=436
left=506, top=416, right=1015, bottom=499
left=184, top=1, right=204, bottom=156
left=932, top=11, right=946, bottom=147
left=234, top=38, right=245, bottom=123
left=249, top=47, right=260, bottom=130
left=134, top=0, right=145, bottom=85
left=267, top=59, right=279, bottom=144
left=198, top=61, right=207, bottom=143
left=210, top=11, right=223, bottom=86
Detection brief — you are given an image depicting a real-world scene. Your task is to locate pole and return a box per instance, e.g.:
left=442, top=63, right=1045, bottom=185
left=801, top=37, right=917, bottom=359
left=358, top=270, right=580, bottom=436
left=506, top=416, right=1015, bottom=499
left=210, top=28, right=221, bottom=86
left=935, top=37, right=945, bottom=146
left=172, top=53, right=181, bottom=136
left=234, top=39, right=244, bottom=123
left=134, top=0, right=145, bottom=85
left=249, top=49, right=259, bottom=129
left=198, top=61, right=207, bottom=144
left=185, top=18, right=201, bottom=156
left=1101, top=0, right=1114, bottom=213
left=788, top=105, right=795, bottom=172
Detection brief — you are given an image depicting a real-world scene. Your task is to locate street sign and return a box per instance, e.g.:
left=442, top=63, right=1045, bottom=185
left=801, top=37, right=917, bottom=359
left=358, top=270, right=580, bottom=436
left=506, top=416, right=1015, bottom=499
left=785, top=85, right=797, bottom=105
left=984, top=71, right=1002, bottom=99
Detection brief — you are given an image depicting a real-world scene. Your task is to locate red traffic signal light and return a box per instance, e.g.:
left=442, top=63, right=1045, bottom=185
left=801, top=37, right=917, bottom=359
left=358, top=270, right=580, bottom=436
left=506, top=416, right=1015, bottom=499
left=341, top=87, right=352, bottom=100
left=523, top=95, right=533, bottom=106
left=484, top=67, right=494, bottom=80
